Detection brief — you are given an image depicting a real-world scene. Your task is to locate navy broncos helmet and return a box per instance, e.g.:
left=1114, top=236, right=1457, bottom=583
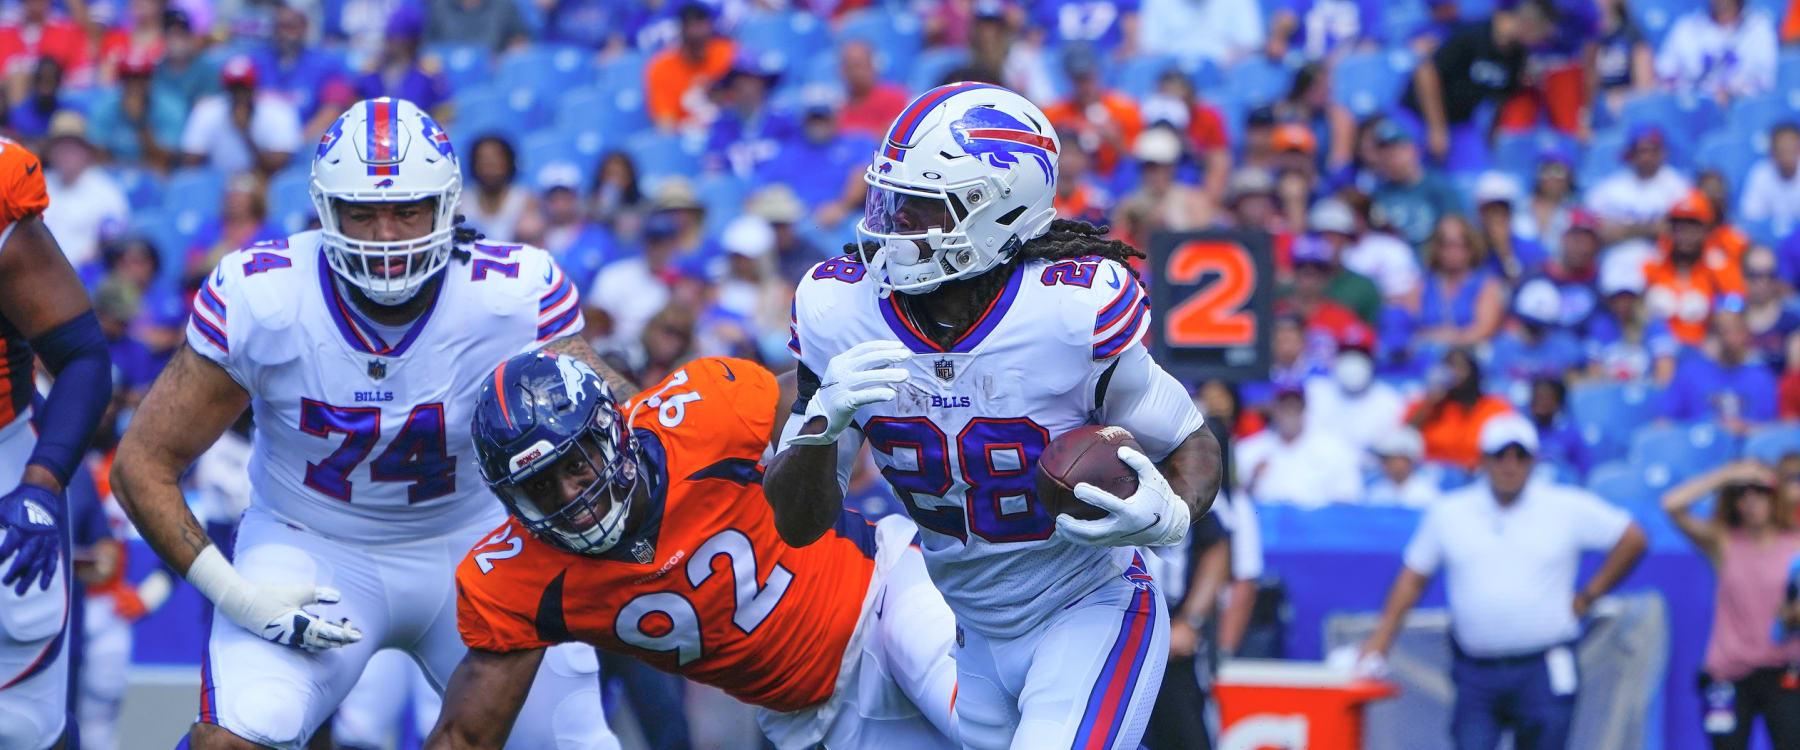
left=471, top=351, right=640, bottom=556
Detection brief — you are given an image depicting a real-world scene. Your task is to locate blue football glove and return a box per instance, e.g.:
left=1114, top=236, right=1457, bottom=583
left=0, top=483, right=64, bottom=596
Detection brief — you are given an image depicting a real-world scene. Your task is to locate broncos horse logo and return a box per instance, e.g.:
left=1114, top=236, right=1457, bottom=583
left=949, top=107, right=1057, bottom=183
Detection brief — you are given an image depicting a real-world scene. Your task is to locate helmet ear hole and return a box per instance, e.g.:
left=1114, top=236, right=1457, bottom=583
left=995, top=206, right=1026, bottom=226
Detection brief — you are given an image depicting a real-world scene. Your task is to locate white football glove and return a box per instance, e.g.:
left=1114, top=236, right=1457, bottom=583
left=185, top=545, right=362, bottom=653
left=1053, top=447, right=1190, bottom=548
left=786, top=340, right=911, bottom=447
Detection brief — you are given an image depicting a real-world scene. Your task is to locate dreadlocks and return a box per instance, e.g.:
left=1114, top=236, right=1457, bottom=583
left=838, top=219, right=1146, bottom=277
left=1012, top=219, right=1146, bottom=272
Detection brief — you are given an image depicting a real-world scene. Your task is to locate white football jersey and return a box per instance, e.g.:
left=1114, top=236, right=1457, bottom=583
left=791, top=254, right=1153, bottom=638
left=185, top=231, right=584, bottom=544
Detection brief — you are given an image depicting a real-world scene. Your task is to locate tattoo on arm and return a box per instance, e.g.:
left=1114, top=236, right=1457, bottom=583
left=542, top=336, right=640, bottom=399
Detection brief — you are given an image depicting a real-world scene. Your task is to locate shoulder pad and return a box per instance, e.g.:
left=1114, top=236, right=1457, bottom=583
left=462, top=242, right=556, bottom=314
left=224, top=237, right=310, bottom=366
left=791, top=255, right=875, bottom=369
left=1028, top=256, right=1152, bottom=359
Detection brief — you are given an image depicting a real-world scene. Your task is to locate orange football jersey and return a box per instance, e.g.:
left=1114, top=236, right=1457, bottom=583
left=455, top=357, right=880, bottom=713
left=0, top=136, right=47, bottom=429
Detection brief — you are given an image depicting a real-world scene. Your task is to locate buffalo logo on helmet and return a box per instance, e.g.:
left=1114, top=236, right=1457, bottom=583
left=948, top=107, right=1057, bottom=182
left=316, top=119, right=343, bottom=160
left=374, top=178, right=394, bottom=188
left=420, top=115, right=455, bottom=159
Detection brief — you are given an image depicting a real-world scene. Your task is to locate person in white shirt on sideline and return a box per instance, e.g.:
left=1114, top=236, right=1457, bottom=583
left=1584, top=124, right=1691, bottom=261
left=1738, top=123, right=1800, bottom=239
left=1363, top=428, right=1441, bottom=508
left=1655, top=0, right=1777, bottom=102
left=1358, top=414, right=1648, bottom=750
left=1305, top=340, right=1407, bottom=460
left=1234, top=384, right=1364, bottom=507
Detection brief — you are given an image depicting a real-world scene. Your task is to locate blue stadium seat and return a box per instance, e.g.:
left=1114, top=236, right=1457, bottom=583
left=836, top=7, right=922, bottom=79
left=1570, top=381, right=1661, bottom=463
left=163, top=168, right=225, bottom=221
left=1379, top=0, right=1429, bottom=48
left=695, top=172, right=750, bottom=236
left=1579, top=128, right=1628, bottom=189
left=733, top=9, right=829, bottom=73
left=595, top=51, right=648, bottom=95
left=555, top=88, right=608, bottom=132
left=1629, top=423, right=1739, bottom=482
left=495, top=44, right=595, bottom=101
left=1725, top=94, right=1798, bottom=148
left=1616, top=93, right=1717, bottom=169
left=1110, top=55, right=1180, bottom=99
left=1695, top=133, right=1758, bottom=203
left=127, top=209, right=188, bottom=288
left=451, top=85, right=546, bottom=144
left=1744, top=425, right=1800, bottom=466
left=1631, top=0, right=1685, bottom=46
left=107, top=166, right=163, bottom=212
left=1223, top=57, right=1292, bottom=109
left=520, top=129, right=607, bottom=190
left=1780, top=48, right=1800, bottom=88
left=625, top=132, right=703, bottom=185
left=1587, top=460, right=1653, bottom=508
left=593, top=86, right=652, bottom=144
left=1331, top=50, right=1411, bottom=118
left=425, top=44, right=492, bottom=91
left=266, top=168, right=316, bottom=235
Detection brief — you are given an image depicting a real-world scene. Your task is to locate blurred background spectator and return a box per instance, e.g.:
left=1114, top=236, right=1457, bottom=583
left=1656, top=0, right=1778, bottom=102
left=42, top=110, right=127, bottom=269
left=177, top=54, right=301, bottom=175
left=424, top=0, right=527, bottom=52
left=1662, top=461, right=1800, bottom=749
left=1234, top=385, right=1363, bottom=507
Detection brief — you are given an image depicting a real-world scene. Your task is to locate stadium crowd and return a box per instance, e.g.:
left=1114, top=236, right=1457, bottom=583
left=13, top=0, right=1800, bottom=746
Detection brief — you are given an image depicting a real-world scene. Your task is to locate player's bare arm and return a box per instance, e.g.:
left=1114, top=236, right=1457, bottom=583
left=424, top=646, right=545, bottom=750
left=112, top=345, right=250, bottom=574
left=0, top=216, right=105, bottom=496
left=540, top=334, right=640, bottom=400
left=1157, top=426, right=1222, bottom=520
left=763, top=368, right=847, bottom=547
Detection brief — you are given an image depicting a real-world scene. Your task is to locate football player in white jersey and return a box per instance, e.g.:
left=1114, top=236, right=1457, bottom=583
left=110, top=98, right=627, bottom=750
left=764, top=83, right=1223, bottom=750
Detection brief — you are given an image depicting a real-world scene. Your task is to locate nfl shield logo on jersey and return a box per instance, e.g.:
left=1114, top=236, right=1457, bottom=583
left=367, top=359, right=387, bottom=379
left=630, top=539, right=655, bottom=564
left=934, top=358, right=955, bottom=381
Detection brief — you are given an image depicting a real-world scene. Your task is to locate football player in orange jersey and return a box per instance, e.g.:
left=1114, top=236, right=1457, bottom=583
left=425, top=351, right=958, bottom=750
left=0, top=137, right=115, bottom=750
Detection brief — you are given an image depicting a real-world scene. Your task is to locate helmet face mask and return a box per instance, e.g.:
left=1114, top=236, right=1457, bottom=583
left=494, top=427, right=640, bottom=556
left=312, top=98, right=462, bottom=306
left=859, top=84, right=1060, bottom=296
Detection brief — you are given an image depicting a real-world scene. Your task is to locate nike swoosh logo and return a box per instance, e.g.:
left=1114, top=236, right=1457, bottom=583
left=24, top=163, right=36, bottom=176
left=1107, top=267, right=1121, bottom=289
left=718, top=360, right=736, bottom=381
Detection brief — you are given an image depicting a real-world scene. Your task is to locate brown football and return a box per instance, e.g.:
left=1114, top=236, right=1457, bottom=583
left=1036, top=425, right=1142, bottom=521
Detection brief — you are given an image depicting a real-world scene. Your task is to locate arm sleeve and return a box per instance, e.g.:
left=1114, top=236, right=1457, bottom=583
left=27, top=311, right=111, bottom=487
left=1568, top=489, right=1633, bottom=549
left=531, top=255, right=585, bottom=348
left=1094, top=343, right=1206, bottom=462
left=1401, top=509, right=1443, bottom=576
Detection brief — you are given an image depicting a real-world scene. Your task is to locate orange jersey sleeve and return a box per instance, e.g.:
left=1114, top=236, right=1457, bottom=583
left=0, top=138, right=48, bottom=226
left=456, top=358, right=881, bottom=712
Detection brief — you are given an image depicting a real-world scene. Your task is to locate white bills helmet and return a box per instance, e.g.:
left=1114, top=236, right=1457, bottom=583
left=310, top=97, right=462, bottom=306
left=859, top=82, right=1060, bottom=295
